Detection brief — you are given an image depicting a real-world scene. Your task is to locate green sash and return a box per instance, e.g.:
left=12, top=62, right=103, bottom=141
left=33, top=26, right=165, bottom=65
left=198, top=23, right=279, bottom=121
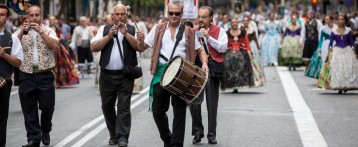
left=148, top=63, right=167, bottom=111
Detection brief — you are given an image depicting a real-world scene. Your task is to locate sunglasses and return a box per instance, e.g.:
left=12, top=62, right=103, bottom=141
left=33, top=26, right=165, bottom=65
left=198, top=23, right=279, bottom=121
left=168, top=11, right=182, bottom=17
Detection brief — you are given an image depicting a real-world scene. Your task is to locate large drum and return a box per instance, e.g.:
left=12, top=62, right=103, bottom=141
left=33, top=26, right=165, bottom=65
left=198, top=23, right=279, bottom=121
left=161, top=56, right=208, bottom=104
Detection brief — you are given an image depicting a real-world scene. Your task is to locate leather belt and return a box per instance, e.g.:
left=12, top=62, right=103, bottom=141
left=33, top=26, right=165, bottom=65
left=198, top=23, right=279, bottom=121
left=101, top=69, right=123, bottom=75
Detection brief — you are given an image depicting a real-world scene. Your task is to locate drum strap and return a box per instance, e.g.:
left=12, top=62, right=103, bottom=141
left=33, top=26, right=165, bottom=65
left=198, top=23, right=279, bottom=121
left=160, top=24, right=185, bottom=62
left=201, top=37, right=211, bottom=58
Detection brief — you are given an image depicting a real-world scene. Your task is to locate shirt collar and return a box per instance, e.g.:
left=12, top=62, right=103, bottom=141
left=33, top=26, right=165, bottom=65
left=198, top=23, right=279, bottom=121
left=165, top=22, right=182, bottom=29
left=0, top=28, right=5, bottom=35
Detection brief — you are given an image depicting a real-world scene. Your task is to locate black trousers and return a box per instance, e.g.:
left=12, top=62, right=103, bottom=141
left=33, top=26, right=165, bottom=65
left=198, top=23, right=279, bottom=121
left=152, top=83, right=187, bottom=147
left=189, top=76, right=220, bottom=139
left=77, top=46, right=93, bottom=63
left=0, top=79, right=12, bottom=147
left=18, top=71, right=55, bottom=143
left=99, top=71, right=134, bottom=142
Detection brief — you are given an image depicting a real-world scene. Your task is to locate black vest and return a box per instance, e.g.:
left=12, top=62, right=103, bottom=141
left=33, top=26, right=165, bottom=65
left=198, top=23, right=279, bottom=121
left=305, top=20, right=318, bottom=41
left=99, top=24, right=138, bottom=69
left=0, top=30, right=14, bottom=78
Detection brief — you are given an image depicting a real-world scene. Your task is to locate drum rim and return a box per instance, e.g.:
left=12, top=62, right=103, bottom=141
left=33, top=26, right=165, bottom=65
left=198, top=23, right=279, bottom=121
left=160, top=56, right=209, bottom=104
left=160, top=56, right=183, bottom=87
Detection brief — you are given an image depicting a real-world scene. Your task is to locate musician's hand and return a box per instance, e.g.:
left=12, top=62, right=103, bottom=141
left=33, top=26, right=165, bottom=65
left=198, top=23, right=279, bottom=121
left=118, top=22, right=127, bottom=35
left=21, top=21, right=30, bottom=33
left=199, top=28, right=209, bottom=40
left=202, top=63, right=209, bottom=73
left=107, top=25, right=117, bottom=38
left=137, top=31, right=145, bottom=42
left=30, top=23, right=41, bottom=33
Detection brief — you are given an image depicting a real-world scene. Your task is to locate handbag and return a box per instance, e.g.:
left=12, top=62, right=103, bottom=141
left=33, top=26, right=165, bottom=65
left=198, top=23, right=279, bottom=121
left=122, top=65, right=142, bottom=79
left=208, top=59, right=224, bottom=78
left=114, top=36, right=143, bottom=79
left=199, top=32, right=225, bottom=79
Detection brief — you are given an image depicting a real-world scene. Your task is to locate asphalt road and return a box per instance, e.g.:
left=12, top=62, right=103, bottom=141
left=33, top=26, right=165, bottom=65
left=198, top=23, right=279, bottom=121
left=6, top=57, right=358, bottom=147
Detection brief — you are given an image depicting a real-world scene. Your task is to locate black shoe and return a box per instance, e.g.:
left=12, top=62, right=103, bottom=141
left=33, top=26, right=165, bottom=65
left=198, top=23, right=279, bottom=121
left=233, top=89, right=238, bottom=93
left=192, top=135, right=202, bottom=144
left=109, top=138, right=118, bottom=145
left=42, top=132, right=50, bottom=146
left=293, top=67, right=296, bottom=71
left=338, top=90, right=343, bottom=94
left=118, top=140, right=128, bottom=147
left=22, top=140, right=40, bottom=147
left=208, top=138, right=217, bottom=144
left=288, top=67, right=292, bottom=71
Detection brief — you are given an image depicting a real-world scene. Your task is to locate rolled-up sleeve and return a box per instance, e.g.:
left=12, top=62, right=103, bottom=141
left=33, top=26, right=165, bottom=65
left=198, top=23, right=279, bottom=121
left=48, top=29, right=59, bottom=41
left=144, top=24, right=158, bottom=48
left=91, top=25, right=104, bottom=43
left=11, top=34, right=24, bottom=62
left=207, top=27, right=228, bottom=53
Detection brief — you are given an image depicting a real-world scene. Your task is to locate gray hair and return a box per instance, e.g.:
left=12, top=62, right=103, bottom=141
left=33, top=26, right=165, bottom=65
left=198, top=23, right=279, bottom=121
left=79, top=16, right=87, bottom=21
left=168, top=0, right=184, bottom=10
left=112, top=4, right=128, bottom=14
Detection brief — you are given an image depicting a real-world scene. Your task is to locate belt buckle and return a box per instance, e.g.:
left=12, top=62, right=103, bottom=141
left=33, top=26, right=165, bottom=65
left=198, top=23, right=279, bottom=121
left=0, top=77, right=6, bottom=88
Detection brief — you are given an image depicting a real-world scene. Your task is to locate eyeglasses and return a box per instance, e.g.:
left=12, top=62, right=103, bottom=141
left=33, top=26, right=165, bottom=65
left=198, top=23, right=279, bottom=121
left=197, top=15, right=209, bottom=19
left=168, top=11, right=182, bottom=17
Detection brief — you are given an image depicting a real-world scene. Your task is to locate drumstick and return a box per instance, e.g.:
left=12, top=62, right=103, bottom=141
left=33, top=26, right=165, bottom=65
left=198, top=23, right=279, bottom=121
left=126, top=5, right=140, bottom=31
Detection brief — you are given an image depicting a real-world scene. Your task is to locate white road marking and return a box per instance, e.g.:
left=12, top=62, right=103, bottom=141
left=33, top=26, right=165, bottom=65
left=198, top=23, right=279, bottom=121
left=55, top=86, right=149, bottom=147
left=10, top=90, right=18, bottom=96
left=71, top=95, right=149, bottom=147
left=71, top=123, right=107, bottom=147
left=276, top=67, right=328, bottom=147
left=54, top=116, right=104, bottom=147
left=131, top=86, right=149, bottom=102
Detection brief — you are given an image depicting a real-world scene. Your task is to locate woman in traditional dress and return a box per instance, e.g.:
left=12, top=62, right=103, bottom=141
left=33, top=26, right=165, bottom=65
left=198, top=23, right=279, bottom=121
left=221, top=18, right=254, bottom=92
left=306, top=15, right=336, bottom=78
left=49, top=16, right=79, bottom=87
left=242, top=16, right=266, bottom=86
left=317, top=15, right=358, bottom=94
left=261, top=12, right=281, bottom=66
left=280, top=14, right=303, bottom=70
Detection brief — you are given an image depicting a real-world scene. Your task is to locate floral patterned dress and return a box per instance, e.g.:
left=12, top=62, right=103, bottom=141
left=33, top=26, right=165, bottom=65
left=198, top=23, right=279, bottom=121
left=317, top=27, right=358, bottom=89
left=221, top=29, right=254, bottom=89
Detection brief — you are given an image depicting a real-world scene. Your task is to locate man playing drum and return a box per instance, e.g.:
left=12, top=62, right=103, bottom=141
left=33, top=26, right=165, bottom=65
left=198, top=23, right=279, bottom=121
left=137, top=1, right=208, bottom=146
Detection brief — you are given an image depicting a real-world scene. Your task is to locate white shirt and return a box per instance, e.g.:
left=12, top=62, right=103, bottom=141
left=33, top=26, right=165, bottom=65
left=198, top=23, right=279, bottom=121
left=136, top=21, right=148, bottom=36
left=70, top=26, right=94, bottom=49
left=91, top=25, right=127, bottom=70
left=300, top=19, right=323, bottom=44
left=29, top=29, right=58, bottom=65
left=0, top=29, right=23, bottom=62
left=202, top=27, right=228, bottom=53
left=145, top=24, right=202, bottom=64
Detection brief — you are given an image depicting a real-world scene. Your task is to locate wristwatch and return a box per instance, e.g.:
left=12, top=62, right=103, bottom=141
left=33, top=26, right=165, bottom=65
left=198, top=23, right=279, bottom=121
left=39, top=29, right=44, bottom=35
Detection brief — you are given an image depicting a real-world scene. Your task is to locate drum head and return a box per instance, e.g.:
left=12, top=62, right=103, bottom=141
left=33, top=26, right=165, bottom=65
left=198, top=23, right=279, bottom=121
left=162, top=57, right=182, bottom=86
